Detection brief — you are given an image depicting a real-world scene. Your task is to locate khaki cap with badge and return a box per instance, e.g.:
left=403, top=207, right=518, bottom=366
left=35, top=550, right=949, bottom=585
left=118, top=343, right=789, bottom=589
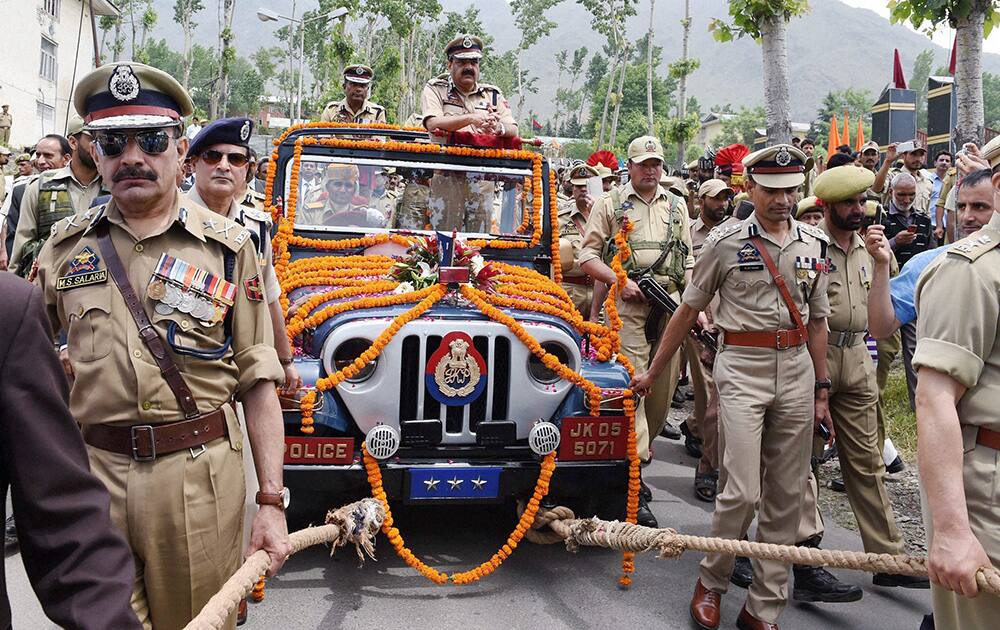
left=698, top=178, right=733, bottom=199
left=742, top=143, right=807, bottom=188
left=981, top=134, right=1000, bottom=169
left=569, top=163, right=599, bottom=185
left=796, top=196, right=821, bottom=219
left=594, top=164, right=615, bottom=179
left=15, top=153, right=30, bottom=163
left=860, top=140, right=880, bottom=155
left=445, top=34, right=484, bottom=59
left=628, top=135, right=664, bottom=162
left=74, top=62, right=194, bottom=130
left=812, top=165, right=876, bottom=203
left=343, top=64, right=374, bottom=85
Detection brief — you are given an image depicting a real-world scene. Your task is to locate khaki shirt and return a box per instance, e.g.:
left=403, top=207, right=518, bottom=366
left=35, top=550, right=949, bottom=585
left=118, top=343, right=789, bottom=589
left=185, top=187, right=281, bottom=305
left=821, top=223, right=872, bottom=333
left=420, top=77, right=517, bottom=137
left=0, top=112, right=11, bottom=128
left=578, top=182, right=695, bottom=282
left=912, top=214, right=1000, bottom=432
left=883, top=167, right=933, bottom=217
left=682, top=213, right=831, bottom=332
left=557, top=197, right=589, bottom=278
left=319, top=99, right=386, bottom=124
left=691, top=216, right=736, bottom=260
left=35, top=194, right=283, bottom=426
left=10, top=164, right=105, bottom=271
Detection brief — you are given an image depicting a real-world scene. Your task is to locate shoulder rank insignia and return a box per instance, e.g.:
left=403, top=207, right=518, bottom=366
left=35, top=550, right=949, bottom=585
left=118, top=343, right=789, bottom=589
left=949, top=233, right=996, bottom=258
left=705, top=221, right=741, bottom=246
left=56, top=246, right=108, bottom=290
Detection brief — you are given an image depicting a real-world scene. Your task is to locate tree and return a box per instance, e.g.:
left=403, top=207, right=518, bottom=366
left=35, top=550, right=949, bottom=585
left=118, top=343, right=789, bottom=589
left=890, top=0, right=1000, bottom=147
left=710, top=0, right=809, bottom=146
left=174, top=0, right=204, bottom=91
left=910, top=48, right=935, bottom=129
left=211, top=0, right=237, bottom=118
left=578, top=0, right=638, bottom=148
left=511, top=0, right=562, bottom=124
left=667, top=0, right=700, bottom=167
left=715, top=106, right=767, bottom=147
left=810, top=88, right=873, bottom=149
left=983, top=71, right=1000, bottom=129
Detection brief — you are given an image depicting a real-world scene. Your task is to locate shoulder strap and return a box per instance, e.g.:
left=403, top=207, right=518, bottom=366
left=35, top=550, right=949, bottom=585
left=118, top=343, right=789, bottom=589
left=749, top=235, right=807, bottom=334
left=95, top=223, right=201, bottom=418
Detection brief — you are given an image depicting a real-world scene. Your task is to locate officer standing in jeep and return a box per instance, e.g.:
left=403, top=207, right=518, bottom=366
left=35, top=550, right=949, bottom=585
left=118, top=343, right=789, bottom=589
left=10, top=115, right=106, bottom=277
left=320, top=65, right=387, bottom=124
left=578, top=135, right=694, bottom=528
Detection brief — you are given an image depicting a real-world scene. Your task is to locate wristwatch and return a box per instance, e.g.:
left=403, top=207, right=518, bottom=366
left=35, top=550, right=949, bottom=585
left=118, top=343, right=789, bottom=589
left=255, top=488, right=290, bottom=510
left=815, top=378, right=832, bottom=391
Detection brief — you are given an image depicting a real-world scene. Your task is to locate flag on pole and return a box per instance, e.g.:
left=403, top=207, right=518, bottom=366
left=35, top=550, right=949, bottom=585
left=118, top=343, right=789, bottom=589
left=893, top=49, right=907, bottom=89
left=949, top=35, right=957, bottom=75
left=827, top=112, right=841, bottom=159
left=855, top=118, right=865, bottom=152
left=531, top=117, right=543, bottom=131
left=842, top=112, right=851, bottom=149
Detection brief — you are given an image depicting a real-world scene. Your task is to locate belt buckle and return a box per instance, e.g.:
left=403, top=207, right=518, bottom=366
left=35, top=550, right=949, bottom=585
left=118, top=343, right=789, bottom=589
left=775, top=330, right=789, bottom=350
left=130, top=425, right=156, bottom=461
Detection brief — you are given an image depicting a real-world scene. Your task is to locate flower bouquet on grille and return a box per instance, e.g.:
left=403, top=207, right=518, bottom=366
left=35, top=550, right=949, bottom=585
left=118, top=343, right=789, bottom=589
left=390, top=232, right=499, bottom=294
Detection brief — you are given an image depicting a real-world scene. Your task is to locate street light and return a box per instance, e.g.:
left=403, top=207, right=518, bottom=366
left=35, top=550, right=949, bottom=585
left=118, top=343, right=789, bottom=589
left=257, top=6, right=349, bottom=123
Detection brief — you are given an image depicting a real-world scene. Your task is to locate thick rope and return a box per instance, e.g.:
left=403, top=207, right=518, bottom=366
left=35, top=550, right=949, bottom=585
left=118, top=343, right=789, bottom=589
left=183, top=499, right=385, bottom=630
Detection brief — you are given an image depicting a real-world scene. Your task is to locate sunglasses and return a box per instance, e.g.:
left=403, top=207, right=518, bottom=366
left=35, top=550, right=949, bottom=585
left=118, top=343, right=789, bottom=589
left=199, top=149, right=250, bottom=168
left=95, top=128, right=178, bottom=157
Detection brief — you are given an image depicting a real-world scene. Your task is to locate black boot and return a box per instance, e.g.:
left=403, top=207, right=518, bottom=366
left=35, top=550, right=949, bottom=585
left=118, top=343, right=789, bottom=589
left=659, top=422, right=682, bottom=440
left=873, top=573, right=930, bottom=589
left=730, top=555, right=753, bottom=588
left=680, top=421, right=703, bottom=459
left=793, top=565, right=864, bottom=602
left=671, top=387, right=687, bottom=408
left=639, top=480, right=653, bottom=503
left=636, top=495, right=658, bottom=528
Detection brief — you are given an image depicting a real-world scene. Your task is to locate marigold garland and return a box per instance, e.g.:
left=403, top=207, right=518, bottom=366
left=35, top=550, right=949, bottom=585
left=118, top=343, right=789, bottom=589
left=549, top=171, right=563, bottom=284
left=363, top=445, right=558, bottom=584
left=251, top=577, right=266, bottom=602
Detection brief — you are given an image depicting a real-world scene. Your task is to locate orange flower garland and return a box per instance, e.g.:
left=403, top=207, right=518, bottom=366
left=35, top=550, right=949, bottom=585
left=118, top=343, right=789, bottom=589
left=363, top=445, right=558, bottom=584
left=251, top=578, right=266, bottom=602
left=549, top=171, right=563, bottom=284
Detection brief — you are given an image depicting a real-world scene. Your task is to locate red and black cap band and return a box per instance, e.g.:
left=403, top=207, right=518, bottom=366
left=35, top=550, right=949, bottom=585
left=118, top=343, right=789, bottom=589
left=84, top=90, right=181, bottom=123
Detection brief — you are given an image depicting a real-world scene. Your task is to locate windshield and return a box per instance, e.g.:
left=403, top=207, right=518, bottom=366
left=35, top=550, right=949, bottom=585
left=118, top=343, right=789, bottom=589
left=288, top=155, right=535, bottom=238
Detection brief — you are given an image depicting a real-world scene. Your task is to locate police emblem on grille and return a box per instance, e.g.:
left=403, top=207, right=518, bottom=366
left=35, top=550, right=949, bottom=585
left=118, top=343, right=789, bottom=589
left=775, top=147, right=792, bottom=167
left=426, top=331, right=487, bottom=406
left=108, top=65, right=140, bottom=102
left=240, top=120, right=251, bottom=141
left=462, top=35, right=473, bottom=48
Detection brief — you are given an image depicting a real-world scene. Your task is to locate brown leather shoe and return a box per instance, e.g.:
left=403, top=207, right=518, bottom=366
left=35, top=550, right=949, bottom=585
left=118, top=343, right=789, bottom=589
left=736, top=605, right=778, bottom=630
left=690, top=579, right=722, bottom=629
left=236, top=597, right=248, bottom=626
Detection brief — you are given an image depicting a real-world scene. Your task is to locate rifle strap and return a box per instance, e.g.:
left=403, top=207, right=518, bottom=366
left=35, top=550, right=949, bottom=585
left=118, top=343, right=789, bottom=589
left=96, top=222, right=201, bottom=418
left=749, top=235, right=807, bottom=335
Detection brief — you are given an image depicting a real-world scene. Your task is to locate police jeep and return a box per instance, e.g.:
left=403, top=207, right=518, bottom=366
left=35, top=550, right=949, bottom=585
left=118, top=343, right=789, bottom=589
left=270, top=125, right=631, bottom=515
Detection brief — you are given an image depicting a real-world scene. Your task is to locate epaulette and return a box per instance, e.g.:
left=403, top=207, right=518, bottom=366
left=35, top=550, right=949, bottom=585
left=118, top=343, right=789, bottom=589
left=369, top=103, right=385, bottom=112
left=946, top=229, right=1000, bottom=262
left=305, top=199, right=325, bottom=210
left=190, top=205, right=253, bottom=253
left=478, top=83, right=500, bottom=93
left=428, top=77, right=449, bottom=87
left=241, top=204, right=271, bottom=224
left=322, top=101, right=340, bottom=112
left=704, top=221, right=742, bottom=246
left=49, top=204, right=105, bottom=246
left=798, top=222, right=830, bottom=243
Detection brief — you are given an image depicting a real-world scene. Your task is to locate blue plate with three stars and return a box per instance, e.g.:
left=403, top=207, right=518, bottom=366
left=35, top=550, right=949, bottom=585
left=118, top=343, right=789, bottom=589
left=407, top=467, right=502, bottom=501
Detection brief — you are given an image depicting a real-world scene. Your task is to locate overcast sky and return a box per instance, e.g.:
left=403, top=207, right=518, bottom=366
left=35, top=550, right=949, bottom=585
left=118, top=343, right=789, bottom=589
left=837, top=0, right=1000, bottom=54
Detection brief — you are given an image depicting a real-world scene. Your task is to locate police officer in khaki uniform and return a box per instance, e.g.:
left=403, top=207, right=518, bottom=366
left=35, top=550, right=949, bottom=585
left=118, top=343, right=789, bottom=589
left=558, top=163, right=599, bottom=316
left=421, top=34, right=518, bottom=143
left=10, top=115, right=106, bottom=276
left=319, top=64, right=387, bottom=124
left=686, top=178, right=735, bottom=502
left=34, top=62, right=291, bottom=630
left=908, top=136, right=1000, bottom=630
left=0, top=105, right=11, bottom=144
left=579, top=135, right=694, bottom=528
left=633, top=144, right=833, bottom=630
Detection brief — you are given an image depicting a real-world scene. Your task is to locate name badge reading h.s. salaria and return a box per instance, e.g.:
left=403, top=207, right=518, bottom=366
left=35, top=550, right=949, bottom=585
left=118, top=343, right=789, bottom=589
left=56, top=246, right=108, bottom=290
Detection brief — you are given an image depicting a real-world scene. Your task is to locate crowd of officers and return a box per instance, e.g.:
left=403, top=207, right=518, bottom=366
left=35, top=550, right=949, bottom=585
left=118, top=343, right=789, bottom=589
left=555, top=133, right=1000, bottom=630
left=0, top=27, right=997, bottom=630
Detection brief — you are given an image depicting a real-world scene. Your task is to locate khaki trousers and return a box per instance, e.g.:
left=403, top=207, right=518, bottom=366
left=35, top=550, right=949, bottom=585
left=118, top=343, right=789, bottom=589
left=685, top=338, right=719, bottom=473
left=927, top=434, right=1000, bottom=630
left=561, top=281, right=593, bottom=320
left=88, top=410, right=245, bottom=630
left=0, top=127, right=9, bottom=144
left=798, top=343, right=903, bottom=554
left=619, top=295, right=681, bottom=461
left=700, top=345, right=814, bottom=624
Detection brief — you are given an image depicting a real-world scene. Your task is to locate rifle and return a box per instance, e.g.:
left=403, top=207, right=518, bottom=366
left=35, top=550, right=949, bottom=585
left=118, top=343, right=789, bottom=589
left=635, top=274, right=718, bottom=354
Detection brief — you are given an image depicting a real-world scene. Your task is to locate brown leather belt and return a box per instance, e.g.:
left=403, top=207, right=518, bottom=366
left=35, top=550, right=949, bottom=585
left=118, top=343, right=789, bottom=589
left=82, top=407, right=229, bottom=461
left=976, top=427, right=1000, bottom=451
left=562, top=275, right=594, bottom=287
left=723, top=329, right=807, bottom=350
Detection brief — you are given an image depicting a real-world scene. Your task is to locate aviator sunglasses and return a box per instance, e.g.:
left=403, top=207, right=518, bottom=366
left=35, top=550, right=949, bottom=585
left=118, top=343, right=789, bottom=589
left=198, top=149, right=251, bottom=168
left=95, top=128, right=178, bottom=157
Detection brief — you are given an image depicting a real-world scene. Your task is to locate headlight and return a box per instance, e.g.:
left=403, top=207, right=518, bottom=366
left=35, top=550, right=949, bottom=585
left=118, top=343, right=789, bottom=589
left=332, top=338, right=378, bottom=383
left=527, top=341, right=572, bottom=384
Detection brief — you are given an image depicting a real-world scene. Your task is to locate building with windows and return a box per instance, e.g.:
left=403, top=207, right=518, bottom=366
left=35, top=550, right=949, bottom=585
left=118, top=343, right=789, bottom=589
left=0, top=0, right=119, bottom=149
